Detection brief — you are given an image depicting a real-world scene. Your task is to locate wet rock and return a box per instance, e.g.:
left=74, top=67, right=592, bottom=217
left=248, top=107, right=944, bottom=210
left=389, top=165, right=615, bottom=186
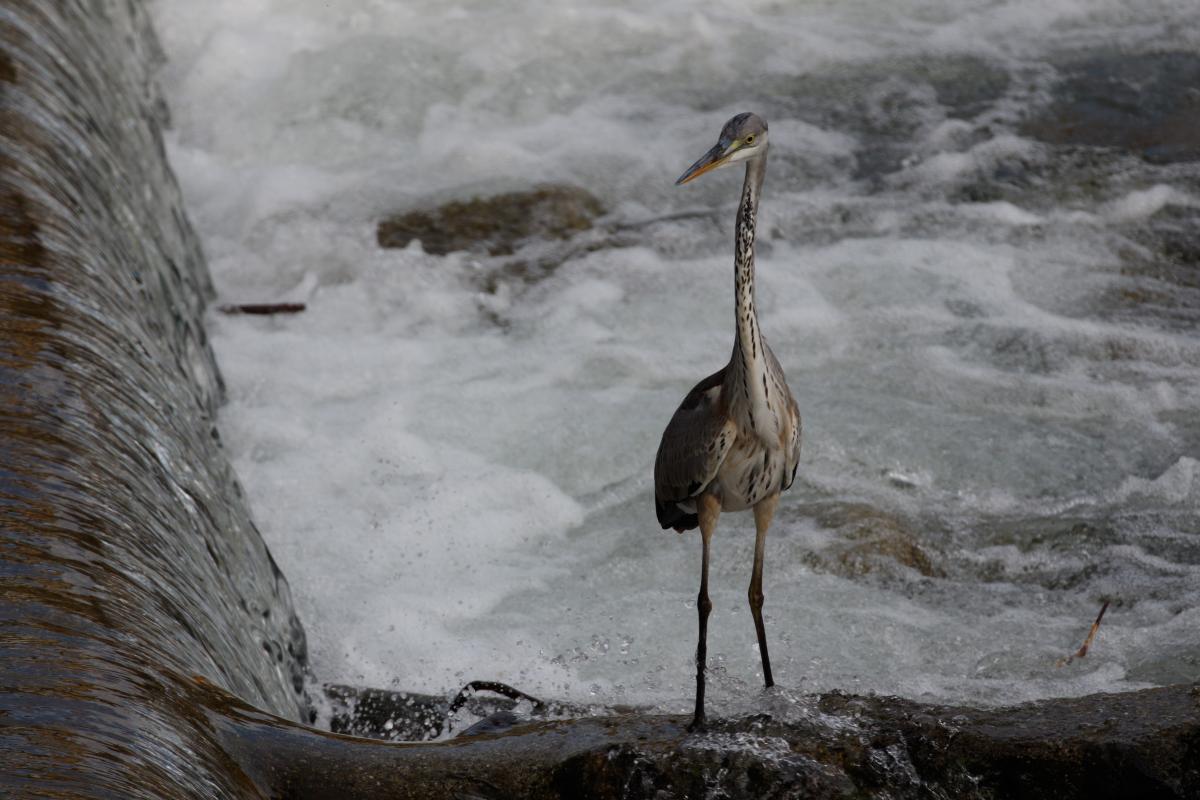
left=323, top=682, right=596, bottom=742
left=802, top=502, right=945, bottom=579
left=730, top=54, right=1011, bottom=182
left=1022, top=52, right=1200, bottom=164
left=1104, top=202, right=1200, bottom=329
left=1147, top=203, right=1200, bottom=270
left=478, top=227, right=630, bottom=295
left=377, top=184, right=605, bottom=256
left=964, top=518, right=1118, bottom=591
left=839, top=54, right=1011, bottom=180
left=944, top=137, right=1154, bottom=212
left=324, top=685, right=451, bottom=741
left=377, top=185, right=617, bottom=309
left=960, top=512, right=1200, bottom=613
left=475, top=209, right=716, bottom=299
left=210, top=679, right=1200, bottom=799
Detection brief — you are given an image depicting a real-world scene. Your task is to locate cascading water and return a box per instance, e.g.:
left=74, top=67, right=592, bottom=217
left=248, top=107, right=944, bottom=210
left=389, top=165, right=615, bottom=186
left=150, top=0, right=1200, bottom=719
left=0, top=2, right=305, bottom=795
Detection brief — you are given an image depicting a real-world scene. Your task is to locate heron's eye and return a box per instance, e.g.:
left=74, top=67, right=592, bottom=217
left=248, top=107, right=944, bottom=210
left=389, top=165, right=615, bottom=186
left=744, top=135, right=756, bottom=145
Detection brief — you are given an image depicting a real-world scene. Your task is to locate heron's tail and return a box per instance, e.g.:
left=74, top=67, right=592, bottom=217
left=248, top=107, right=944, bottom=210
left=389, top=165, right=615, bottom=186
left=655, top=499, right=698, bottom=532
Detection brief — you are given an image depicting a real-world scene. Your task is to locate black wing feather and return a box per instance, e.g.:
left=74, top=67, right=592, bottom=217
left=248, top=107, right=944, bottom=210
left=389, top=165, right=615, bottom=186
left=653, top=367, right=730, bottom=531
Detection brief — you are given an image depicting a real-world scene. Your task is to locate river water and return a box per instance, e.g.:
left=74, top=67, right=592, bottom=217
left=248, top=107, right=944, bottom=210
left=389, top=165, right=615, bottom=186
left=150, top=0, right=1200, bottom=718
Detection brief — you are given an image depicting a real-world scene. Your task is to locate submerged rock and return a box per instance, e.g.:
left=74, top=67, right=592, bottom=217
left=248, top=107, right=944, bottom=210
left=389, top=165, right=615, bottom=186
left=377, top=184, right=605, bottom=256
left=802, top=502, right=945, bottom=579
left=1107, top=202, right=1200, bottom=329
left=691, top=53, right=1011, bottom=183
left=1022, top=51, right=1200, bottom=164
left=377, top=185, right=617, bottom=306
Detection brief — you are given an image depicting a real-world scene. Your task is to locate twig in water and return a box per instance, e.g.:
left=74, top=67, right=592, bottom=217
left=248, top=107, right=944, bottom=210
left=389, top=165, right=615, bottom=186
left=1056, top=600, right=1110, bottom=668
left=218, top=302, right=306, bottom=315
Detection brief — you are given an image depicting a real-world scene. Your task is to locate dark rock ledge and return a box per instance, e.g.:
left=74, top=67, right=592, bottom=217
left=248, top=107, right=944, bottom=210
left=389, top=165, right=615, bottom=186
left=209, top=678, right=1200, bottom=799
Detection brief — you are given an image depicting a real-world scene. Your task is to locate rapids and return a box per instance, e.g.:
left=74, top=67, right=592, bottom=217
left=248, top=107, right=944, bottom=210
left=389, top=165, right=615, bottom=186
left=151, top=0, right=1200, bottom=716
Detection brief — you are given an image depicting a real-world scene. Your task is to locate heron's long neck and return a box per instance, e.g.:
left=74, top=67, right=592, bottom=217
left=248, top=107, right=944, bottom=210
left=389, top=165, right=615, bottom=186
left=733, top=153, right=767, bottom=370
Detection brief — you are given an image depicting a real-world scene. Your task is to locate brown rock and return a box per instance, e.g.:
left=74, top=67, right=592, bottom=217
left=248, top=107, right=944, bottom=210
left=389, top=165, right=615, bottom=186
left=377, top=184, right=605, bottom=256
left=803, top=502, right=944, bottom=578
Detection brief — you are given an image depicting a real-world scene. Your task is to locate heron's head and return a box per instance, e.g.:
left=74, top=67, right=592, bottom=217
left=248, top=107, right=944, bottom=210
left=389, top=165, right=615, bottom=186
left=675, top=112, right=769, bottom=185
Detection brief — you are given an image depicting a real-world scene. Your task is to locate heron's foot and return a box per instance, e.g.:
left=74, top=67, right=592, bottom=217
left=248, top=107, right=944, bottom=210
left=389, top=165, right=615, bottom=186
left=687, top=712, right=706, bottom=733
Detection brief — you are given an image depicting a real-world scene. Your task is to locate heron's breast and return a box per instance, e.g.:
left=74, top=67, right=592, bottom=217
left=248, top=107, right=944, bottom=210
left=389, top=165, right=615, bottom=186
left=715, top=434, right=787, bottom=512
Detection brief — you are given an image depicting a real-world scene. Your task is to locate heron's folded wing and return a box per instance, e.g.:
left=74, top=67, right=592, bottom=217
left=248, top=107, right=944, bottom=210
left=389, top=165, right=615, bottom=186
left=654, top=368, right=733, bottom=502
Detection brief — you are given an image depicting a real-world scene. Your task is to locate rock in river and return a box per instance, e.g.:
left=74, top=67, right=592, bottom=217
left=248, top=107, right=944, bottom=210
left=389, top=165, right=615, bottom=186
left=377, top=184, right=605, bottom=256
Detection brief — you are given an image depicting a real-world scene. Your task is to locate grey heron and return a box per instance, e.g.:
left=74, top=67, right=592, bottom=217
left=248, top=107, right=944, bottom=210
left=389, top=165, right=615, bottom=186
left=654, top=112, right=802, bottom=732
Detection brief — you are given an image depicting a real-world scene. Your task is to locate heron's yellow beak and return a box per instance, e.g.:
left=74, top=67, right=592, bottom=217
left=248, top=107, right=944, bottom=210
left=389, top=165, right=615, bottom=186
left=675, top=141, right=736, bottom=185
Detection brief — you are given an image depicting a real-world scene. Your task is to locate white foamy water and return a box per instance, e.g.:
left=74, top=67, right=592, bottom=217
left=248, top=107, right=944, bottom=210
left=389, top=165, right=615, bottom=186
left=151, top=0, right=1200, bottom=715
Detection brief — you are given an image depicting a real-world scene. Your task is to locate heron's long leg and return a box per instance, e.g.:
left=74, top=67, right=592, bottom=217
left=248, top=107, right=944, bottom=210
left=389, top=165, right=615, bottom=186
left=750, top=493, right=779, bottom=689
left=690, top=494, right=721, bottom=733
